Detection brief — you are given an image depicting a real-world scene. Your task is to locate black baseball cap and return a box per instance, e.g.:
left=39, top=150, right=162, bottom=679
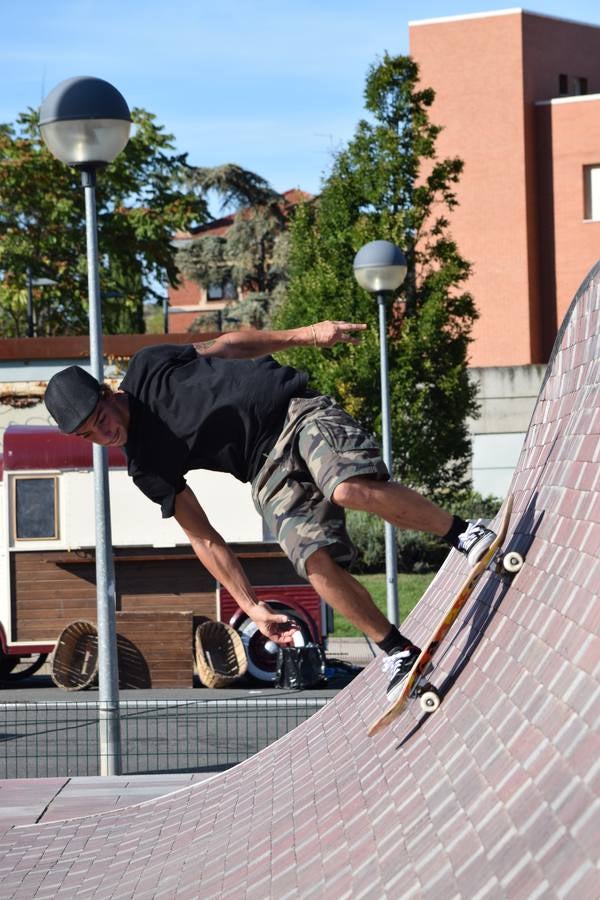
left=44, top=366, right=102, bottom=433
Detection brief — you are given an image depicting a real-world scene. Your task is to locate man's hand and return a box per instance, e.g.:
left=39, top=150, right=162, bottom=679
left=310, top=320, right=367, bottom=348
left=251, top=601, right=301, bottom=647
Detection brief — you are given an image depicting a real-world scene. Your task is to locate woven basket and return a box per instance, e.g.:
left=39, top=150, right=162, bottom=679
left=51, top=620, right=99, bottom=691
left=116, top=634, right=151, bottom=689
left=194, top=621, right=247, bottom=688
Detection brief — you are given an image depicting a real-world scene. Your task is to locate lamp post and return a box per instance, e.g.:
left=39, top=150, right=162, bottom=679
left=26, top=270, right=58, bottom=337
left=353, top=240, right=407, bottom=627
left=40, top=76, right=131, bottom=775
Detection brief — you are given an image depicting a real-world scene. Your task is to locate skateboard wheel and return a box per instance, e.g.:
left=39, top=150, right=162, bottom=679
left=420, top=689, right=441, bottom=713
left=502, top=551, right=524, bottom=573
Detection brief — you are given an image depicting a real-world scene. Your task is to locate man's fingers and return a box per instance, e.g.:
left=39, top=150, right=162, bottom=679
left=334, top=323, right=366, bottom=334
left=335, top=323, right=367, bottom=342
left=317, top=322, right=368, bottom=347
left=335, top=322, right=367, bottom=330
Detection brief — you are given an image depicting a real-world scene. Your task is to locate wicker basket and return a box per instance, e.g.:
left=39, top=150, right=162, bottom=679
left=51, top=620, right=99, bottom=691
left=194, top=621, right=247, bottom=688
left=116, top=634, right=151, bottom=689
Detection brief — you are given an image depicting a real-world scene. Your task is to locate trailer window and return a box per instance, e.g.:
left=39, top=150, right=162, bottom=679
left=13, top=476, right=58, bottom=540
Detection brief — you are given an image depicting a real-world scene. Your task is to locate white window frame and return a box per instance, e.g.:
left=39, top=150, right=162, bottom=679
left=12, top=474, right=59, bottom=542
left=583, top=165, right=600, bottom=222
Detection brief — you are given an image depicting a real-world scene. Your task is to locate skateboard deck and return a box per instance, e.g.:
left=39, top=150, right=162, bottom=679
left=368, top=495, right=518, bottom=737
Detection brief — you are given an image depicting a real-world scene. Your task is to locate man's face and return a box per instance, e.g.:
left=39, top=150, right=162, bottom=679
left=75, top=393, right=128, bottom=447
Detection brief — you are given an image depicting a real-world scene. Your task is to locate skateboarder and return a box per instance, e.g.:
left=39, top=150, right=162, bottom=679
left=44, top=320, right=496, bottom=700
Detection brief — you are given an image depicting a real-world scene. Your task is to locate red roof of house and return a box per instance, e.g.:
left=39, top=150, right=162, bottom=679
left=0, top=332, right=217, bottom=362
left=172, top=188, right=312, bottom=242
left=3, top=426, right=126, bottom=471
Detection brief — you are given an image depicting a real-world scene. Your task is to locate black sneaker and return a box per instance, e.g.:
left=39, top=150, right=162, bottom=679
left=457, top=520, right=496, bottom=567
left=382, top=645, right=421, bottom=702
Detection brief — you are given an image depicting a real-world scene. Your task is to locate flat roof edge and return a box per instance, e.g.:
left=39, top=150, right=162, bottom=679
left=409, top=8, right=600, bottom=30
left=536, top=93, right=600, bottom=107
left=410, top=8, right=522, bottom=27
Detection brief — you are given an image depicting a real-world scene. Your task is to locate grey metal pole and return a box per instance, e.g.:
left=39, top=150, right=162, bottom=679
left=82, top=168, right=122, bottom=776
left=377, top=292, right=399, bottom=627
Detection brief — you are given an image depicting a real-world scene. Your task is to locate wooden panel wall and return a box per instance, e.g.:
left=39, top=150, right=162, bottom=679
left=12, top=553, right=98, bottom=641
left=115, top=611, right=194, bottom=689
left=11, top=549, right=216, bottom=643
left=11, top=543, right=302, bottom=644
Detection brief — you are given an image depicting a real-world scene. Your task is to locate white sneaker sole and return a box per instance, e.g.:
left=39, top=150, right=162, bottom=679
left=386, top=679, right=407, bottom=704
left=466, top=532, right=496, bottom=567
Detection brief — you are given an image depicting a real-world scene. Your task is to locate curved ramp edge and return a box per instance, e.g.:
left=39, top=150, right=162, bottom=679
left=1, top=266, right=599, bottom=898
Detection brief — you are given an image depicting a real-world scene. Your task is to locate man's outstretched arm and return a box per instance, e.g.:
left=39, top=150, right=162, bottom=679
left=193, top=320, right=367, bottom=359
left=173, top=487, right=299, bottom=646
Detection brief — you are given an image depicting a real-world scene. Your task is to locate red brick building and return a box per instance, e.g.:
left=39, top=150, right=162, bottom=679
left=410, top=9, right=600, bottom=366
left=168, top=189, right=311, bottom=334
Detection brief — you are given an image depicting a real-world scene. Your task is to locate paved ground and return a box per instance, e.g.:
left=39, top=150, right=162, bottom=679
left=0, top=774, right=210, bottom=834
left=0, top=639, right=376, bottom=821
left=0, top=775, right=210, bottom=836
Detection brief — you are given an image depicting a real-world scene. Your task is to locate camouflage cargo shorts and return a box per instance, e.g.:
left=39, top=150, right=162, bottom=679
left=251, top=395, right=389, bottom=579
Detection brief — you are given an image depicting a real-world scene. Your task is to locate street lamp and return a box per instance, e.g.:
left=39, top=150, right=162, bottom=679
left=26, top=270, right=58, bottom=337
left=353, top=240, right=407, bottom=627
left=40, top=76, right=131, bottom=775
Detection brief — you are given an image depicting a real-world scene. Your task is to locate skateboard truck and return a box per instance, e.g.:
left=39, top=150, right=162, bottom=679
left=410, top=662, right=442, bottom=713
left=495, top=549, right=524, bottom=574
left=418, top=685, right=442, bottom=713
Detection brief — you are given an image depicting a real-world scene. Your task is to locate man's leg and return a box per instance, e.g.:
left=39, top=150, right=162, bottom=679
left=305, top=547, right=420, bottom=700
left=331, top=477, right=452, bottom=535
left=331, top=476, right=496, bottom=565
left=305, top=547, right=391, bottom=643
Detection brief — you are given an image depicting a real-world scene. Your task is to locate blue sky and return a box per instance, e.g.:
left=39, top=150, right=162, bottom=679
left=2, top=1, right=600, bottom=199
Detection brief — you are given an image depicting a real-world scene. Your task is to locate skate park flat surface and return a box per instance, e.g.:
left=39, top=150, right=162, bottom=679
left=0, top=775, right=210, bottom=837
left=0, top=265, right=599, bottom=897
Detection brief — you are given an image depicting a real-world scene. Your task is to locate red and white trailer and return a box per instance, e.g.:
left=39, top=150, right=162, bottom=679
left=0, top=425, right=329, bottom=686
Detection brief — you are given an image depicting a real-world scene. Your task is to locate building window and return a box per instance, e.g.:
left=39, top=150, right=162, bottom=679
left=207, top=283, right=224, bottom=300
left=207, top=280, right=237, bottom=301
left=583, top=166, right=600, bottom=221
left=559, top=73, right=588, bottom=97
left=13, top=476, right=58, bottom=540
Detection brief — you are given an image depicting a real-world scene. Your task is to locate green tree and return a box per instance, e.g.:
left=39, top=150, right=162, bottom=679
left=0, top=109, right=205, bottom=336
left=176, top=164, right=292, bottom=330
left=273, top=54, right=479, bottom=501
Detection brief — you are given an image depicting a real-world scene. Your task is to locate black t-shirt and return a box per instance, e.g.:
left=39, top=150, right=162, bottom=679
left=121, top=344, right=309, bottom=517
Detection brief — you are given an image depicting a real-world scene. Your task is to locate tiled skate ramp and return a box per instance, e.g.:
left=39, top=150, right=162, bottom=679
left=1, top=268, right=599, bottom=899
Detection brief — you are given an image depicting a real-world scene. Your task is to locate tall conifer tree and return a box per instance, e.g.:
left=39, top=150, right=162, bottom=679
left=274, top=54, right=479, bottom=500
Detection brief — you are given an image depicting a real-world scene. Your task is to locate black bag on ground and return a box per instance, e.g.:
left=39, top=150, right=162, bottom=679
left=275, top=644, right=327, bottom=689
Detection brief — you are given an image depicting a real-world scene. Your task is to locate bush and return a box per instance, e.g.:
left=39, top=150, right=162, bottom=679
left=345, top=510, right=386, bottom=573
left=449, top=490, right=502, bottom=522
left=396, top=529, right=449, bottom=574
left=346, top=490, right=502, bottom=574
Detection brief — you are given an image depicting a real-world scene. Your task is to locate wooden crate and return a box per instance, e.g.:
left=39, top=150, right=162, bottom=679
left=10, top=549, right=216, bottom=643
left=114, top=610, right=194, bottom=689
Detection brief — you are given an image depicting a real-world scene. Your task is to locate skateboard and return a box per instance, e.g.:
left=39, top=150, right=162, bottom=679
left=368, top=495, right=523, bottom=737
